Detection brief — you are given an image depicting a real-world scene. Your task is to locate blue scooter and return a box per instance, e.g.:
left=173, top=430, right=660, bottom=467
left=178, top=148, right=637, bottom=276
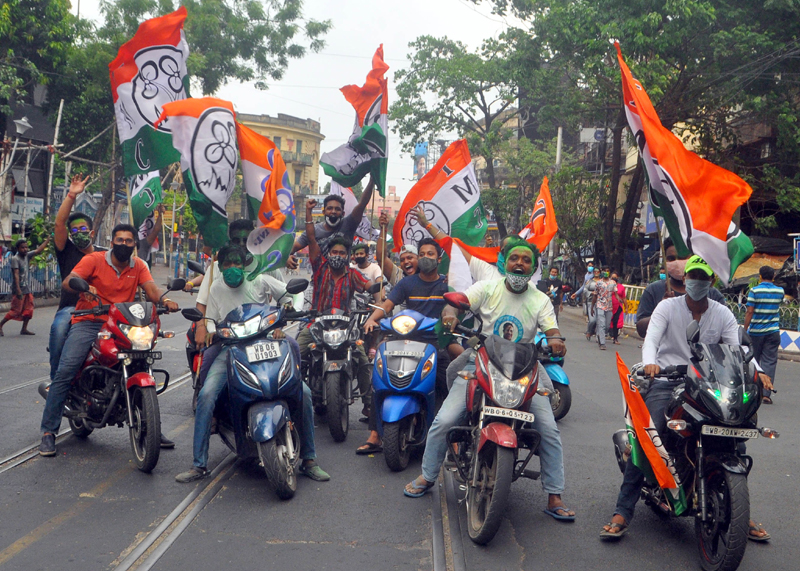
left=181, top=278, right=308, bottom=500
left=535, top=331, right=571, bottom=420
left=372, top=309, right=439, bottom=471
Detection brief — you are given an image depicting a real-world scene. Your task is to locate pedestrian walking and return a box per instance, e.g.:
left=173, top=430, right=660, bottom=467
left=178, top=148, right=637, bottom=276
left=0, top=237, right=50, bottom=336
left=609, top=271, right=626, bottom=344
left=743, top=265, right=784, bottom=404
left=594, top=268, right=615, bottom=350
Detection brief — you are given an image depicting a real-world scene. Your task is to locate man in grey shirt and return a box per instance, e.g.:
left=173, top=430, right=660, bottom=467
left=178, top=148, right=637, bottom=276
left=1, top=237, right=50, bottom=336
left=292, top=176, right=375, bottom=258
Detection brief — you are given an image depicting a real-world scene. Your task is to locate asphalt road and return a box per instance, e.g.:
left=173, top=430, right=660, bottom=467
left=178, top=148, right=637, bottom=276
left=0, top=285, right=798, bottom=571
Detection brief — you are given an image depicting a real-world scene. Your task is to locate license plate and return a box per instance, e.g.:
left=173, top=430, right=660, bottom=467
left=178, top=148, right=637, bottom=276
left=482, top=406, right=535, bottom=424
left=117, top=351, right=161, bottom=360
left=385, top=351, right=425, bottom=357
left=701, top=425, right=759, bottom=439
left=245, top=341, right=281, bottom=363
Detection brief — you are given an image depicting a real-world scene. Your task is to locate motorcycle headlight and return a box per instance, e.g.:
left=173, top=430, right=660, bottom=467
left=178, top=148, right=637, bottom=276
left=421, top=352, right=436, bottom=379
left=230, top=315, right=262, bottom=338
left=323, top=329, right=346, bottom=348
left=391, top=315, right=417, bottom=335
left=488, top=361, right=527, bottom=409
left=119, top=324, right=156, bottom=350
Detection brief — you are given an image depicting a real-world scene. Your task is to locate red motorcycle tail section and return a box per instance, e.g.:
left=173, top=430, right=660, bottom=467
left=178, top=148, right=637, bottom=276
left=126, top=372, right=156, bottom=390
left=478, top=422, right=518, bottom=452
left=193, top=353, right=202, bottom=374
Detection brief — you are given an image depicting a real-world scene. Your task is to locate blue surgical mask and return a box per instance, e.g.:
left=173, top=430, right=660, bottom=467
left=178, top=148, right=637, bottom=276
left=659, top=273, right=666, bottom=280
left=684, top=279, right=711, bottom=301
left=587, top=266, right=594, bottom=272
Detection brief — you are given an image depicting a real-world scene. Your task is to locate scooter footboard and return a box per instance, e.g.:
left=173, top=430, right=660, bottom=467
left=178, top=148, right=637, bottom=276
left=477, top=421, right=517, bottom=452
left=381, top=395, right=421, bottom=424
left=248, top=400, right=291, bottom=443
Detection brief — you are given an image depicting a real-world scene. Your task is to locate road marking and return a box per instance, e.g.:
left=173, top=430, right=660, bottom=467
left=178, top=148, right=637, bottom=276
left=0, top=465, right=133, bottom=566
left=0, top=376, right=50, bottom=395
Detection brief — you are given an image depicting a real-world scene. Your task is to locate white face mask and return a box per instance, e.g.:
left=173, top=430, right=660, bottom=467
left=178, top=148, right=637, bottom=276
left=505, top=271, right=533, bottom=292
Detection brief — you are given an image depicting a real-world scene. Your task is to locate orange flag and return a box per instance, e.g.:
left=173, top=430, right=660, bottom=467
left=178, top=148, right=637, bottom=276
left=519, top=176, right=558, bottom=253
left=236, top=122, right=287, bottom=230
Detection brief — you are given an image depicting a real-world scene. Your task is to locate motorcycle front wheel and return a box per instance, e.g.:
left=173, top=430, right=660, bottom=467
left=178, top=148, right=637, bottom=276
left=384, top=418, right=412, bottom=472
left=325, top=372, right=349, bottom=443
left=129, top=386, right=161, bottom=473
left=258, top=423, right=300, bottom=500
left=695, top=469, right=749, bottom=571
left=550, top=382, right=572, bottom=421
left=466, top=442, right=514, bottom=545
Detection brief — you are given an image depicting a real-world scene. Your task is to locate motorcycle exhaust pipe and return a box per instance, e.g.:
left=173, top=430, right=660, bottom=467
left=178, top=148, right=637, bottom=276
left=38, top=382, right=50, bottom=400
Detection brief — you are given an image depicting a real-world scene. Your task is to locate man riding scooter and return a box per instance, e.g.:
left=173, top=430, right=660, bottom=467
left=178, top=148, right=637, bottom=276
left=175, top=245, right=328, bottom=483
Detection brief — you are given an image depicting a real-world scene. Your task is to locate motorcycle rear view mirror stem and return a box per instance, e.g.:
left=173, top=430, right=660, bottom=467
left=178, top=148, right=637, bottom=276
left=181, top=308, right=216, bottom=329
left=68, top=277, right=110, bottom=304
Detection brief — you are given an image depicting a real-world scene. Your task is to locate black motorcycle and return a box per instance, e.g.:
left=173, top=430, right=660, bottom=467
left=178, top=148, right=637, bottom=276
left=184, top=260, right=205, bottom=413
left=612, top=322, right=779, bottom=571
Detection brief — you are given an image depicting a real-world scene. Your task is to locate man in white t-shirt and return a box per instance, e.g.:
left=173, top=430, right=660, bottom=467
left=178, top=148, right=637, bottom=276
left=402, top=238, right=576, bottom=522
left=350, top=242, right=382, bottom=282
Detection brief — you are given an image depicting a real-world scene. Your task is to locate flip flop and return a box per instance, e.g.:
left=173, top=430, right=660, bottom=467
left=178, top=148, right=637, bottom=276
left=404, top=477, right=435, bottom=498
left=544, top=506, right=576, bottom=522
left=748, top=523, right=771, bottom=542
left=355, top=442, right=383, bottom=455
left=599, top=521, right=628, bottom=539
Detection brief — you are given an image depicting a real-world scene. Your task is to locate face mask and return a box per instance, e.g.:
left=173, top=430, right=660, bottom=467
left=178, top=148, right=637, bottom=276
left=550, top=273, right=559, bottom=280
left=112, top=243, right=134, bottom=263
left=418, top=257, right=438, bottom=274
left=684, top=279, right=710, bottom=301
left=327, top=254, right=347, bottom=270
left=587, top=266, right=594, bottom=272
left=601, top=271, right=609, bottom=278
left=496, top=252, right=507, bottom=276
left=659, top=273, right=666, bottom=280
left=72, top=232, right=92, bottom=250
left=353, top=256, right=367, bottom=266
left=325, top=215, right=342, bottom=229
left=666, top=259, right=687, bottom=281
left=505, top=270, right=533, bottom=293
left=222, top=267, right=245, bottom=288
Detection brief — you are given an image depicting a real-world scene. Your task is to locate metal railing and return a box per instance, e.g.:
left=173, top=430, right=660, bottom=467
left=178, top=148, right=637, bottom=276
left=0, top=256, right=62, bottom=300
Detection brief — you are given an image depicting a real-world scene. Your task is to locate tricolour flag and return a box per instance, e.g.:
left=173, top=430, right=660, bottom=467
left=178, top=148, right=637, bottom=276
left=393, top=139, right=487, bottom=254
left=616, top=353, right=688, bottom=515
left=320, top=45, right=389, bottom=196
left=329, top=181, right=380, bottom=242
left=236, top=122, right=296, bottom=278
left=155, top=97, right=237, bottom=249
left=138, top=213, right=159, bottom=255
left=519, top=177, right=558, bottom=254
left=129, top=171, right=163, bottom=229
left=616, top=43, right=753, bottom=283
left=109, top=7, right=190, bottom=178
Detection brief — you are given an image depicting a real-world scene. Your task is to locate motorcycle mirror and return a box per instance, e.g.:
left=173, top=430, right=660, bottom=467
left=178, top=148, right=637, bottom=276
left=285, top=278, right=309, bottom=295
left=444, top=291, right=470, bottom=311
left=187, top=260, right=206, bottom=275
left=181, top=308, right=204, bottom=322
left=69, top=277, right=90, bottom=293
left=686, top=321, right=701, bottom=345
left=367, top=282, right=384, bottom=294
left=738, top=327, right=752, bottom=348
left=167, top=278, right=186, bottom=292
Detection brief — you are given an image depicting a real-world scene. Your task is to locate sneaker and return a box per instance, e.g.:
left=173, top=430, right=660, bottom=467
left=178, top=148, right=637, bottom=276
left=175, top=466, right=208, bottom=483
left=39, top=433, right=56, bottom=457
left=160, top=434, right=176, bottom=449
left=299, top=462, right=330, bottom=482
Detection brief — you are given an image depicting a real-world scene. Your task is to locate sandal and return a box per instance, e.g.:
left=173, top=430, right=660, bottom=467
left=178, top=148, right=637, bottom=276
left=404, top=476, right=435, bottom=498
left=355, top=441, right=383, bottom=455
left=748, top=522, right=771, bottom=542
left=544, top=506, right=576, bottom=522
left=599, top=521, right=628, bottom=539
left=762, top=396, right=773, bottom=405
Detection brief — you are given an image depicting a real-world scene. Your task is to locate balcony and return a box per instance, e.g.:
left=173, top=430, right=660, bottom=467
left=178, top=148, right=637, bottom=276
left=282, top=151, right=314, bottom=166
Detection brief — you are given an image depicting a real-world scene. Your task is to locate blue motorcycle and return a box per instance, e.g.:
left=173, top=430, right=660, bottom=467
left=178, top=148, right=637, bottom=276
left=181, top=278, right=308, bottom=500
left=535, top=331, right=571, bottom=420
left=372, top=309, right=439, bottom=471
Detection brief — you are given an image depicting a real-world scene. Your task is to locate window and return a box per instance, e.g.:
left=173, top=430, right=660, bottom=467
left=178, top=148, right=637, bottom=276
left=273, top=136, right=281, bottom=149
left=294, top=169, right=302, bottom=186
left=296, top=140, right=303, bottom=154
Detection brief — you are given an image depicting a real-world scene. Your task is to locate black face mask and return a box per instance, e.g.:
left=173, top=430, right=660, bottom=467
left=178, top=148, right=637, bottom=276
left=354, top=256, right=367, bottom=265
left=113, top=243, right=135, bottom=263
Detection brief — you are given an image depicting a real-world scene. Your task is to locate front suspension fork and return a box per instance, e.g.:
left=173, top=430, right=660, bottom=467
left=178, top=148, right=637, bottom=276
left=696, top=436, right=708, bottom=521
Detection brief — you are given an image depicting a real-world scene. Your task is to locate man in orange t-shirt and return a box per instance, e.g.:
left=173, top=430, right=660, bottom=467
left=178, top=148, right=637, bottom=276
left=39, top=224, right=178, bottom=457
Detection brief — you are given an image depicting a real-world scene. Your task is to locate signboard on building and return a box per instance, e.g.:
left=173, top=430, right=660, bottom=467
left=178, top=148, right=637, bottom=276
left=307, top=194, right=326, bottom=215
left=10, top=196, right=44, bottom=223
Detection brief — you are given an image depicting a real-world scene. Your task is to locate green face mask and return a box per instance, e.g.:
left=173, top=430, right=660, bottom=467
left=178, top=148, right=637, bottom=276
left=71, top=232, right=92, bottom=250
left=601, top=271, right=609, bottom=278
left=222, top=267, right=245, bottom=288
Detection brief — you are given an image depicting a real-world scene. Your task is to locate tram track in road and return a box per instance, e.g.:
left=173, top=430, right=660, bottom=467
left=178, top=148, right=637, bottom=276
left=0, top=375, right=51, bottom=396
left=0, top=371, right=192, bottom=476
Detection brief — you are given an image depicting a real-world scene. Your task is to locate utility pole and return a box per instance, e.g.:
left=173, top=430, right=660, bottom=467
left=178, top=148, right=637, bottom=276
left=548, top=126, right=563, bottom=266
left=45, top=99, right=64, bottom=218
left=21, top=143, right=32, bottom=235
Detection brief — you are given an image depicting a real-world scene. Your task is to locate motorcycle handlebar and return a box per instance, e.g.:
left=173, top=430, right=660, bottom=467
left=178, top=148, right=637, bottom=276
left=655, top=364, right=688, bottom=378
left=72, top=304, right=111, bottom=317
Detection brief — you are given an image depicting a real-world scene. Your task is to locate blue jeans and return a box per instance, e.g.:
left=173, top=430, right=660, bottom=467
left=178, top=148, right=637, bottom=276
left=613, top=380, right=679, bottom=523
left=192, top=337, right=314, bottom=469
left=750, top=332, right=780, bottom=396
left=421, top=349, right=567, bottom=494
left=41, top=321, right=102, bottom=434
left=49, top=306, right=74, bottom=380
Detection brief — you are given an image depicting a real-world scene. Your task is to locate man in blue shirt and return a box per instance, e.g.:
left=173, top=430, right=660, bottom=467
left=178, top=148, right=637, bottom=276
left=743, top=265, right=783, bottom=404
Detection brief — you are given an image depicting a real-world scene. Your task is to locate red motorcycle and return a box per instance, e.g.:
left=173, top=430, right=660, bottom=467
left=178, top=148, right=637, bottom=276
left=39, top=277, right=184, bottom=472
left=443, top=291, right=558, bottom=545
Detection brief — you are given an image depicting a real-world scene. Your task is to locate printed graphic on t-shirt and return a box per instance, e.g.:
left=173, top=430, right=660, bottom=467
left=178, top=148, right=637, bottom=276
left=494, top=315, right=523, bottom=342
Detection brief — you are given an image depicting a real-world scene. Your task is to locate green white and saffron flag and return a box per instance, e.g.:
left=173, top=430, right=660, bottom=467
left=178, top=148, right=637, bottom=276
left=129, top=171, right=163, bottom=229
left=320, top=45, right=389, bottom=197
left=109, top=7, right=191, bottom=178
left=155, top=97, right=237, bottom=249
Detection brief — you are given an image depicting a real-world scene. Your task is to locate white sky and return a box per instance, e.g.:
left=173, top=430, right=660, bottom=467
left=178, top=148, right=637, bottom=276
left=73, top=0, right=523, bottom=197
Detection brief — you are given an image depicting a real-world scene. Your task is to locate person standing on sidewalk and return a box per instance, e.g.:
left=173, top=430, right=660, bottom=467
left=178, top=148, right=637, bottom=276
left=0, top=236, right=50, bottom=336
left=571, top=263, right=595, bottom=318
left=743, top=265, right=783, bottom=404
left=594, top=268, right=615, bottom=350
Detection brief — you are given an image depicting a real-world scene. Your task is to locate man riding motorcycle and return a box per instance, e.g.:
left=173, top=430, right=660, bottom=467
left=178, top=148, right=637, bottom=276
left=39, top=224, right=179, bottom=456
left=600, top=255, right=773, bottom=540
left=175, top=245, right=328, bottom=483
left=402, top=237, right=577, bottom=522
